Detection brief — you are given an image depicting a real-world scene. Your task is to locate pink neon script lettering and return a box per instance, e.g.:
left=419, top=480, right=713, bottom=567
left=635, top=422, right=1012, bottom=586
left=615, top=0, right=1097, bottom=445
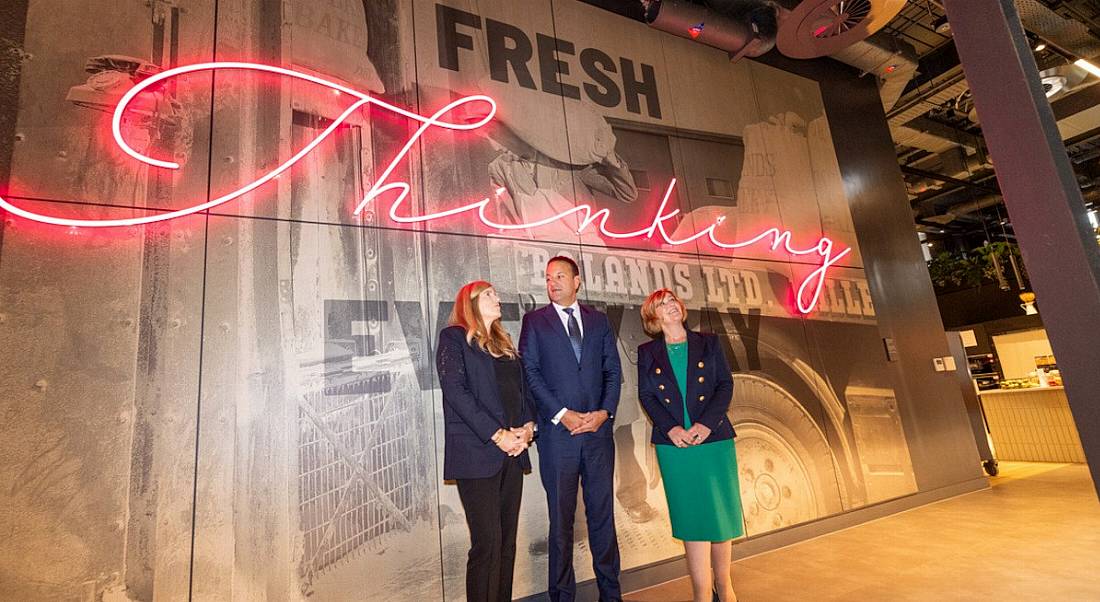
left=0, top=61, right=852, bottom=314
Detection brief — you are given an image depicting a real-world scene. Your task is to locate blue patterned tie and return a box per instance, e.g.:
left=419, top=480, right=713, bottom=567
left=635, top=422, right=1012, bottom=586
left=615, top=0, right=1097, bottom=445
left=564, top=307, right=583, bottom=362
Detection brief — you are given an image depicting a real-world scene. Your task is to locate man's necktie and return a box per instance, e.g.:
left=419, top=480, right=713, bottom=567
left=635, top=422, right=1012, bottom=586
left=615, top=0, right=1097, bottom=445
left=564, top=307, right=583, bottom=363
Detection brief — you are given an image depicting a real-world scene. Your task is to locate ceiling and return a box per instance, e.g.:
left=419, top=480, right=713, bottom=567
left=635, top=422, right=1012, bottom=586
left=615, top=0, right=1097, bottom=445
left=880, top=0, right=1100, bottom=252
left=583, top=1, right=1100, bottom=255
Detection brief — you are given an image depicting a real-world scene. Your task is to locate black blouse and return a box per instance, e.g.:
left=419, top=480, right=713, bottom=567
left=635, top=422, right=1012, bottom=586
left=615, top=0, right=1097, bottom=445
left=494, top=356, right=523, bottom=427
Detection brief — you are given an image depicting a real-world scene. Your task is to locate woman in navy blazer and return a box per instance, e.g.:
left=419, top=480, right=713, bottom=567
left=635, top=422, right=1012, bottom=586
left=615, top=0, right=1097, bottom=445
left=437, top=280, right=535, bottom=602
left=636, top=288, right=743, bottom=602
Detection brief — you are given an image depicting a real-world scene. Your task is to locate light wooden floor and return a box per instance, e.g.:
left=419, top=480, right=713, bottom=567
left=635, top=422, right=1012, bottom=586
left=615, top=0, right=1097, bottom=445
left=626, top=462, right=1100, bottom=601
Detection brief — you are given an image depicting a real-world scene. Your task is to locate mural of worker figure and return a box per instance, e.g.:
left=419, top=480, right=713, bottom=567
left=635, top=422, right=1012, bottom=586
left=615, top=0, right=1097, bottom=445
left=482, top=107, right=638, bottom=242
left=0, top=1, right=923, bottom=601
left=481, top=110, right=660, bottom=528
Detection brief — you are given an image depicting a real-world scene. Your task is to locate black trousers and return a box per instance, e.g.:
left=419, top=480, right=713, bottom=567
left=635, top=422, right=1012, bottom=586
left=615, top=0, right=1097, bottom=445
left=455, top=456, right=524, bottom=602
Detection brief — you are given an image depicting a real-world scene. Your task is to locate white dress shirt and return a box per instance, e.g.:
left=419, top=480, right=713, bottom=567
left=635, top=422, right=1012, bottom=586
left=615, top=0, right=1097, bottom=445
left=551, top=300, right=584, bottom=338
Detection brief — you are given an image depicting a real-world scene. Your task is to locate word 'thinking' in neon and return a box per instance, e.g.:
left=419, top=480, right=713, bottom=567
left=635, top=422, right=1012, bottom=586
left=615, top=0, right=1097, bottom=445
left=0, top=61, right=852, bottom=314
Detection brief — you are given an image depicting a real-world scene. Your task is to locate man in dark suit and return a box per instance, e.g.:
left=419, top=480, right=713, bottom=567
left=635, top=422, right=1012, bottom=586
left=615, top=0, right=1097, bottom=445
left=519, top=256, right=623, bottom=602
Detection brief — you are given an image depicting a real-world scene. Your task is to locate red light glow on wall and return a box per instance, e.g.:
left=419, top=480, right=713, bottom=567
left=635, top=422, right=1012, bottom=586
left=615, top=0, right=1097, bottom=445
left=0, top=61, right=852, bottom=314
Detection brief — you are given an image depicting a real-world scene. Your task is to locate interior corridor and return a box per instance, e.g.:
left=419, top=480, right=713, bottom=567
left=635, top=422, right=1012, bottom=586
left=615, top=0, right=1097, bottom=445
left=627, top=462, right=1100, bottom=601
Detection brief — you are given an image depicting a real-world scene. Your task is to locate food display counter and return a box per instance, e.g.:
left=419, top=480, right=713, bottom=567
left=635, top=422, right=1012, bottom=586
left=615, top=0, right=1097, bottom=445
left=976, top=386, right=1087, bottom=463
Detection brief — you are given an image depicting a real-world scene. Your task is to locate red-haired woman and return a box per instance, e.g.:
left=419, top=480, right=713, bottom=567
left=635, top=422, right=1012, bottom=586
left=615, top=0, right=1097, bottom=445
left=636, top=288, right=743, bottom=602
left=437, top=281, right=535, bottom=602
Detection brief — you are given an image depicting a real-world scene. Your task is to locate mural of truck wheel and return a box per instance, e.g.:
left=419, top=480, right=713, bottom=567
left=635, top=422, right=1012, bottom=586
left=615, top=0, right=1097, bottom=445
left=730, top=373, right=845, bottom=536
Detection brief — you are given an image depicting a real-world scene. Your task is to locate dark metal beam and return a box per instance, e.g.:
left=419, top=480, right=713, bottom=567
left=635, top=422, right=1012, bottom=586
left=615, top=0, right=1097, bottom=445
left=905, top=41, right=962, bottom=92
left=917, top=120, right=982, bottom=149
left=888, top=72, right=968, bottom=121
left=901, top=165, right=1000, bottom=193
left=906, top=116, right=983, bottom=151
left=945, top=0, right=1100, bottom=498
left=576, top=0, right=645, bottom=21
left=910, top=184, right=966, bottom=209
left=907, top=173, right=1002, bottom=212
left=1051, top=80, right=1100, bottom=120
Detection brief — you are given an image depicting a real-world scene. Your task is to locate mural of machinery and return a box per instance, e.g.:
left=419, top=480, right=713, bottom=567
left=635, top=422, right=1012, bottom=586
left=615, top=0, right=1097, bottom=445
left=0, top=0, right=917, bottom=600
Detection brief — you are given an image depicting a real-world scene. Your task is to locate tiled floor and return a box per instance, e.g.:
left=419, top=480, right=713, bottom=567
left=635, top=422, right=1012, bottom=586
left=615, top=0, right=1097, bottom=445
left=626, top=462, right=1100, bottom=601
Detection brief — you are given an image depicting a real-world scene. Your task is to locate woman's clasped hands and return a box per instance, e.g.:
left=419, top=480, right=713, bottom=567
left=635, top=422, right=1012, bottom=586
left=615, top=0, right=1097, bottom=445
left=667, top=423, right=712, bottom=448
left=494, top=423, right=535, bottom=456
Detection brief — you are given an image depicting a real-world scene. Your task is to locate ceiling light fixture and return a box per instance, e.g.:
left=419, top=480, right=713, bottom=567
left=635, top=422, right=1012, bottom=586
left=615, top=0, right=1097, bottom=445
left=932, top=15, right=951, bottom=35
left=1075, top=58, right=1100, bottom=78
left=1034, top=42, right=1047, bottom=52
left=1041, top=74, right=1067, bottom=97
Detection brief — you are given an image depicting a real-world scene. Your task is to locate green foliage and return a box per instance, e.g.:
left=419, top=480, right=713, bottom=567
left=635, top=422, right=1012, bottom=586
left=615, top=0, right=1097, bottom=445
left=926, top=242, right=1028, bottom=290
left=927, top=251, right=983, bottom=288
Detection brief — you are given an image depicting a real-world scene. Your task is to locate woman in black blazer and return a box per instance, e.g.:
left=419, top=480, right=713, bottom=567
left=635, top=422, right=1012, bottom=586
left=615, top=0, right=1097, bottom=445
left=636, top=288, right=743, bottom=602
left=437, top=280, right=535, bottom=602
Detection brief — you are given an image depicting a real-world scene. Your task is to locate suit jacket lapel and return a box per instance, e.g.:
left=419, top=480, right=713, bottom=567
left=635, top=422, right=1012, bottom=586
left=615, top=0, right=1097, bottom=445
left=686, top=330, right=705, bottom=367
left=578, top=305, right=597, bottom=363
left=541, top=304, right=575, bottom=358
left=685, top=330, right=704, bottom=403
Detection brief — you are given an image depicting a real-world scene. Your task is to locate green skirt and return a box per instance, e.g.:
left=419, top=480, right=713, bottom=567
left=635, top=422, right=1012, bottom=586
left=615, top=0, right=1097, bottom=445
left=655, top=438, right=744, bottom=542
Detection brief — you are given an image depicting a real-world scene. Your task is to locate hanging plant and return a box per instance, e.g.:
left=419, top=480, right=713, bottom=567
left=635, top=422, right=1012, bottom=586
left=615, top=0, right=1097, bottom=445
left=927, top=243, right=1028, bottom=291
left=927, top=251, right=984, bottom=288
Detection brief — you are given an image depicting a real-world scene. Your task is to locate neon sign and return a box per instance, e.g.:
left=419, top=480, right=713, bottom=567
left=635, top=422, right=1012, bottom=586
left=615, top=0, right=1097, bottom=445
left=0, top=61, right=851, bottom=314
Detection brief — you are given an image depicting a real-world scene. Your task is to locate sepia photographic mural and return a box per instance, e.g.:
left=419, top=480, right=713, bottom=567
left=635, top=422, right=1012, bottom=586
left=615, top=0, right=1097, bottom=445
left=0, top=0, right=919, bottom=600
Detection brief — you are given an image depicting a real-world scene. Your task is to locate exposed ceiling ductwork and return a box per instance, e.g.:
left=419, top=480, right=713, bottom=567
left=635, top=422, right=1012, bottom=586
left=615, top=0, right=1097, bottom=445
left=922, top=184, right=1100, bottom=231
left=640, top=1, right=944, bottom=159
left=584, top=1, right=1100, bottom=241
left=905, top=145, right=988, bottom=197
left=887, top=77, right=970, bottom=127
left=829, top=30, right=919, bottom=111
left=1040, top=63, right=1089, bottom=100
left=885, top=1, right=1100, bottom=165
left=644, top=0, right=914, bottom=73
left=891, top=124, right=959, bottom=155
left=643, top=0, right=780, bottom=59
left=1013, top=0, right=1100, bottom=59
left=885, top=76, right=978, bottom=164
left=775, top=0, right=908, bottom=59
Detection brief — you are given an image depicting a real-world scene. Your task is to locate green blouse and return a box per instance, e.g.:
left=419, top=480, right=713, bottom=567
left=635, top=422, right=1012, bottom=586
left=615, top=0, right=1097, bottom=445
left=666, top=341, right=691, bottom=428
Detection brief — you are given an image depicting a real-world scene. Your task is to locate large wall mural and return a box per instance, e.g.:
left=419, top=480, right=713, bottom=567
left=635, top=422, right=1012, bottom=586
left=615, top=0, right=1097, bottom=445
left=0, top=1, right=916, bottom=600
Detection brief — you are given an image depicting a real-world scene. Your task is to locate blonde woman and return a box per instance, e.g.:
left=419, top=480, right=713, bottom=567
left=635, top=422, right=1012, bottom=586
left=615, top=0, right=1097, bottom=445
left=637, top=288, right=742, bottom=602
left=437, top=281, right=535, bottom=602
